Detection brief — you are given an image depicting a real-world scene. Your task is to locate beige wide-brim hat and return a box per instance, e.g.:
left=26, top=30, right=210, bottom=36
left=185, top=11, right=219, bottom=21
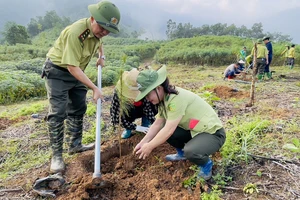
left=135, top=65, right=167, bottom=101
left=116, top=68, right=140, bottom=100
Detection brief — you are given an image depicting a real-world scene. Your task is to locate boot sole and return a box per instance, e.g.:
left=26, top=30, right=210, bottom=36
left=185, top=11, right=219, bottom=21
left=68, top=145, right=95, bottom=155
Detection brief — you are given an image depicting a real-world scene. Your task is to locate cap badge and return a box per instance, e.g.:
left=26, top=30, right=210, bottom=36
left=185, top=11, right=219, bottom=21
left=110, top=17, right=118, bottom=25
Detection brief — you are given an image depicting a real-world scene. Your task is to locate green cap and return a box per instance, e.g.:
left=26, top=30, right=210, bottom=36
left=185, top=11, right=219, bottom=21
left=88, top=1, right=120, bottom=34
left=262, top=36, right=270, bottom=41
left=135, top=65, right=167, bottom=101
left=257, top=39, right=263, bottom=44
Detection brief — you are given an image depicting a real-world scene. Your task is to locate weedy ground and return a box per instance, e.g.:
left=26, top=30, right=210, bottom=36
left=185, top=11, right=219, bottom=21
left=0, top=64, right=299, bottom=200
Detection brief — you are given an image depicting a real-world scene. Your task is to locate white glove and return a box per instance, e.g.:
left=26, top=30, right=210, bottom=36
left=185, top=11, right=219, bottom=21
left=135, top=125, right=149, bottom=134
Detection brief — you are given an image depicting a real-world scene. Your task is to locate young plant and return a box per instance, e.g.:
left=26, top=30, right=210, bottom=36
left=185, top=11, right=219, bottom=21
left=212, top=172, right=232, bottom=186
left=200, top=185, right=223, bottom=200
left=154, top=156, right=165, bottom=166
left=182, top=165, right=199, bottom=189
left=243, top=183, right=259, bottom=194
left=282, top=138, right=300, bottom=153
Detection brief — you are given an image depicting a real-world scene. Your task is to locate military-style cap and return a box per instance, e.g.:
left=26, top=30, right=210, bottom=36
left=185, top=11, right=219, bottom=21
left=262, top=36, right=270, bottom=41
left=88, top=1, right=121, bottom=34
left=257, top=39, right=263, bottom=43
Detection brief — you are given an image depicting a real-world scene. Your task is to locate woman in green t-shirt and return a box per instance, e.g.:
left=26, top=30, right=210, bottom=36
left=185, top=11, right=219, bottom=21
left=133, top=65, right=226, bottom=180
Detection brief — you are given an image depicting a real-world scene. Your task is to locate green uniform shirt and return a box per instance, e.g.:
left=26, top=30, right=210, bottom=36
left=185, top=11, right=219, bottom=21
left=246, top=55, right=252, bottom=65
left=157, top=87, right=223, bottom=137
left=281, top=48, right=289, bottom=58
left=251, top=44, right=268, bottom=59
left=47, top=18, right=102, bottom=71
left=288, top=47, right=295, bottom=58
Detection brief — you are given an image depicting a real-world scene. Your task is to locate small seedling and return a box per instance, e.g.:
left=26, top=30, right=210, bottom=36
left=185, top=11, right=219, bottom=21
left=154, top=156, right=165, bottom=166
left=243, top=183, right=259, bottom=194
left=256, top=170, right=262, bottom=177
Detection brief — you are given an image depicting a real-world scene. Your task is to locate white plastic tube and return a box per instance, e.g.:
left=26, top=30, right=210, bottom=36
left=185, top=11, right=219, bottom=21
left=93, top=65, right=102, bottom=178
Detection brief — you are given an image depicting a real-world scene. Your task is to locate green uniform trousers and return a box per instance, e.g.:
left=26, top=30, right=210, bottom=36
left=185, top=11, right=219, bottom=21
left=256, top=58, right=266, bottom=75
left=167, top=127, right=226, bottom=165
left=44, top=61, right=88, bottom=123
left=43, top=61, right=88, bottom=155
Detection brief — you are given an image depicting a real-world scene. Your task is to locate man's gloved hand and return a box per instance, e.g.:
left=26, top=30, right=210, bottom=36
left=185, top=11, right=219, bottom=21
left=135, top=125, right=149, bottom=133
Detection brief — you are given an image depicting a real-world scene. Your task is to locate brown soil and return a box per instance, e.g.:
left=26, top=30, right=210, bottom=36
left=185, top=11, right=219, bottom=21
left=212, top=85, right=249, bottom=99
left=3, top=134, right=214, bottom=199
left=0, top=118, right=15, bottom=130
left=0, top=117, right=28, bottom=131
left=58, top=136, right=199, bottom=200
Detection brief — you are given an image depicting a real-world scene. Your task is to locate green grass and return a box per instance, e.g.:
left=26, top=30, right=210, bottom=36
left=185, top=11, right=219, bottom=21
left=86, top=102, right=97, bottom=117
left=0, top=100, right=47, bottom=120
left=82, top=119, right=106, bottom=144
left=221, top=116, right=272, bottom=165
left=0, top=139, right=50, bottom=180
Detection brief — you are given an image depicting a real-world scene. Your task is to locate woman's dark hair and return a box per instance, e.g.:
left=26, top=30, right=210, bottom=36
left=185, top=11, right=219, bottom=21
left=157, top=77, right=178, bottom=118
left=160, top=78, right=178, bottom=95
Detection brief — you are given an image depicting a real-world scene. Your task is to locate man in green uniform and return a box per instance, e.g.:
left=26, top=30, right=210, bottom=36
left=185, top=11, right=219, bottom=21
left=288, top=44, right=296, bottom=69
left=250, top=39, right=269, bottom=81
left=281, top=44, right=290, bottom=66
left=43, top=1, right=121, bottom=173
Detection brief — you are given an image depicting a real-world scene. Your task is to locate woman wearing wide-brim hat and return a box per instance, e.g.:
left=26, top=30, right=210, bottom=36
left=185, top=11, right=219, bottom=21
left=133, top=65, right=226, bottom=180
left=110, top=68, right=158, bottom=139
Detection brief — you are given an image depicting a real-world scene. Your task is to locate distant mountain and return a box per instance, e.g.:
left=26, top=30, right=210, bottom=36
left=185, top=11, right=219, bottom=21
left=0, top=0, right=298, bottom=43
left=0, top=0, right=142, bottom=37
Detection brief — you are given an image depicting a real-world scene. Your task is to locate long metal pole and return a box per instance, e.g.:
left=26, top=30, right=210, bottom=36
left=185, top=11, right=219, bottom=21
left=93, top=65, right=102, bottom=178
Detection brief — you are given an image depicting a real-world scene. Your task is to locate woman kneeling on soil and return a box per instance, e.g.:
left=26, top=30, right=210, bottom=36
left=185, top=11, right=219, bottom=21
left=133, top=65, right=226, bottom=180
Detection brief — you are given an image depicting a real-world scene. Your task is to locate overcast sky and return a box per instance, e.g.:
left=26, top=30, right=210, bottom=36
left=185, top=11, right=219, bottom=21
left=0, top=0, right=299, bottom=43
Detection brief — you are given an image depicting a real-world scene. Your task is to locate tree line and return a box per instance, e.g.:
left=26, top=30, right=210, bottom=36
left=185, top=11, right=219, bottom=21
left=166, top=19, right=292, bottom=42
left=1, top=11, right=71, bottom=45
left=0, top=10, right=144, bottom=46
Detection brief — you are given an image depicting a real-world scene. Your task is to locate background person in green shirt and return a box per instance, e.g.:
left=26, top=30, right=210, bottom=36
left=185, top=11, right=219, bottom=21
left=288, top=44, right=296, bottom=69
left=250, top=39, right=269, bottom=81
left=281, top=44, right=290, bottom=66
left=43, top=1, right=121, bottom=174
left=239, top=46, right=247, bottom=61
left=133, top=66, right=226, bottom=180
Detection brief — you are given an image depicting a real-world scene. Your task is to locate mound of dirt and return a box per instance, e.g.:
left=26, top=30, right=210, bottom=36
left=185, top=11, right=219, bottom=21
left=212, top=86, right=249, bottom=99
left=55, top=134, right=204, bottom=199
left=1, top=132, right=224, bottom=200
left=0, top=118, right=13, bottom=130
left=0, top=116, right=30, bottom=131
